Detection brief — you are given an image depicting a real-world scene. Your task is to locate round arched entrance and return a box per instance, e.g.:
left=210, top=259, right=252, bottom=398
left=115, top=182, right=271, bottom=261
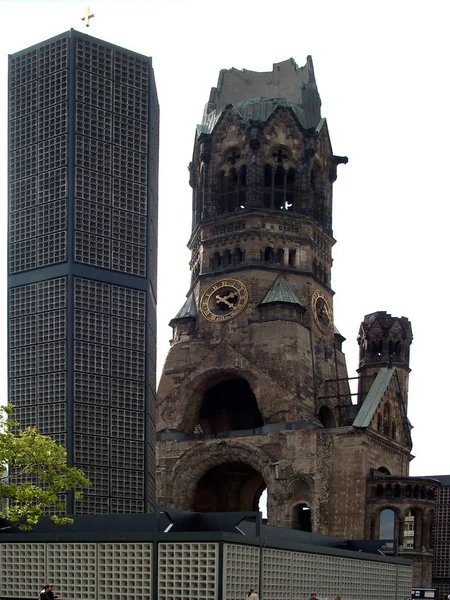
left=193, top=461, right=266, bottom=513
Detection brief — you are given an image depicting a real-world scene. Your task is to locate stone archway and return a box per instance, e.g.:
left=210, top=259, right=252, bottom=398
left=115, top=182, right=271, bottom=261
left=171, top=440, right=273, bottom=513
left=193, top=461, right=265, bottom=512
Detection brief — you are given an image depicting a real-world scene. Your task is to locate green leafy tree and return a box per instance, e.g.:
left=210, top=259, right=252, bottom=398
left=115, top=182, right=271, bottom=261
left=0, top=406, right=90, bottom=530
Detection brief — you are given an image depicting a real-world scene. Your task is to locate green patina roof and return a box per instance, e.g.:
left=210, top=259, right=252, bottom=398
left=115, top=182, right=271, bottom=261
left=173, top=292, right=197, bottom=320
left=259, top=274, right=304, bottom=307
left=352, top=367, right=396, bottom=428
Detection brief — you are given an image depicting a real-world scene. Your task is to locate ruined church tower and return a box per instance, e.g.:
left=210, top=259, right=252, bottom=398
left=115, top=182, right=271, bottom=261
left=156, top=59, right=436, bottom=570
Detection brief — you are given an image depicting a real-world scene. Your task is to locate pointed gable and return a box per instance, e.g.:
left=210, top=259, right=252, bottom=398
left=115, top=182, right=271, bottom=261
left=259, top=274, right=304, bottom=308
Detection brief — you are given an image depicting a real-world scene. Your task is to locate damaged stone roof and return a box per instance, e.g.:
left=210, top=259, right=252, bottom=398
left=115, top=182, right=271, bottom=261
left=198, top=56, right=322, bottom=136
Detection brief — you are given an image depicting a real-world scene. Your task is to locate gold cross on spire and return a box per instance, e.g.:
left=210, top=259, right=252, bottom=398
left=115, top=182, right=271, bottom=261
left=82, top=6, right=94, bottom=27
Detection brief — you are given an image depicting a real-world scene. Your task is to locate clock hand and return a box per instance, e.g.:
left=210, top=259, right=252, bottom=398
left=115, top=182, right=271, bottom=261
left=215, top=294, right=234, bottom=309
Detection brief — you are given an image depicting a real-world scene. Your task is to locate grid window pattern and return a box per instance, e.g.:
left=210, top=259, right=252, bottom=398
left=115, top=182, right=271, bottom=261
left=77, top=103, right=112, bottom=141
left=113, top=178, right=147, bottom=214
left=111, top=240, right=146, bottom=276
left=38, top=167, right=67, bottom=203
left=263, top=549, right=293, bottom=600
left=434, top=485, right=450, bottom=578
left=0, top=543, right=46, bottom=597
left=76, top=135, right=111, bottom=173
left=47, top=543, right=97, bottom=600
left=223, top=544, right=259, bottom=600
left=74, top=433, right=110, bottom=466
left=111, top=316, right=145, bottom=350
left=111, top=438, right=144, bottom=470
left=75, top=231, right=111, bottom=268
left=97, top=543, right=152, bottom=600
left=38, top=103, right=67, bottom=139
left=9, top=81, right=38, bottom=119
left=38, top=135, right=67, bottom=172
left=0, top=541, right=412, bottom=600
left=159, top=542, right=219, bottom=600
left=76, top=167, right=111, bottom=204
left=110, top=498, right=145, bottom=513
left=38, top=70, right=68, bottom=106
left=10, top=376, right=36, bottom=406
left=75, top=495, right=110, bottom=514
left=74, top=372, right=110, bottom=405
left=112, top=208, right=147, bottom=245
left=10, top=112, right=37, bottom=150
left=111, top=408, right=144, bottom=440
left=77, top=38, right=113, bottom=78
left=74, top=402, right=110, bottom=436
left=37, top=402, right=66, bottom=434
left=76, top=71, right=113, bottom=111
left=114, top=52, right=149, bottom=90
left=9, top=49, right=38, bottom=88
left=114, top=82, right=148, bottom=122
left=9, top=176, right=37, bottom=212
left=37, top=372, right=66, bottom=403
left=9, top=34, right=156, bottom=515
left=111, top=378, right=145, bottom=410
left=37, top=38, right=68, bottom=76
left=80, top=465, right=110, bottom=496
left=9, top=279, right=66, bottom=409
left=111, top=469, right=144, bottom=497
left=75, top=199, right=111, bottom=237
left=114, top=114, right=147, bottom=152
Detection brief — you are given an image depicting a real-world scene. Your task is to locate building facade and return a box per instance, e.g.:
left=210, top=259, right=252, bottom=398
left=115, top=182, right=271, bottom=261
left=431, top=475, right=450, bottom=599
left=8, top=30, right=159, bottom=514
left=156, top=58, right=438, bottom=586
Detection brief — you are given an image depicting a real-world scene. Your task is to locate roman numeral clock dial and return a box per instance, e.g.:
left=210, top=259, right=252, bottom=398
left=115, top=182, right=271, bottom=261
left=200, top=279, right=248, bottom=323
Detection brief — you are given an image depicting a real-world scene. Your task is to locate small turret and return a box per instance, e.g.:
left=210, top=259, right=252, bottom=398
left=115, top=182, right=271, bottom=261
left=357, top=312, right=413, bottom=407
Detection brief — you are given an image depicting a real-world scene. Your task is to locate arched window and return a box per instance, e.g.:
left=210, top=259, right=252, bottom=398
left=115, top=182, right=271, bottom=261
left=233, top=248, right=243, bottom=264
left=264, top=165, right=273, bottom=208
left=389, top=340, right=401, bottom=356
left=377, top=414, right=382, bottom=432
left=211, top=252, right=221, bottom=269
left=285, top=167, right=296, bottom=210
left=391, top=421, right=397, bottom=440
left=222, top=250, right=231, bottom=267
left=288, top=249, right=296, bottom=267
left=275, top=248, right=284, bottom=265
left=383, top=404, right=391, bottom=436
left=217, top=164, right=247, bottom=214
left=377, top=466, right=391, bottom=475
left=379, top=508, right=395, bottom=540
left=264, top=247, right=274, bottom=263
left=274, top=166, right=285, bottom=209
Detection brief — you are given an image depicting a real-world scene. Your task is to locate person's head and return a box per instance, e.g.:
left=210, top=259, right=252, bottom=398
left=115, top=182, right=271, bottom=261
left=311, top=593, right=317, bottom=599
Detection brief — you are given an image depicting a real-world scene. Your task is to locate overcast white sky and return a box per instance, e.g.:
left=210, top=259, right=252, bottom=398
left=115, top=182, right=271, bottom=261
left=1, top=0, right=449, bottom=477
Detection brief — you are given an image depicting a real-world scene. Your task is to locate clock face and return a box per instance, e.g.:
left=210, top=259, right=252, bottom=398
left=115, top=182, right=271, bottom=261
left=200, top=279, right=248, bottom=323
left=311, top=289, right=334, bottom=334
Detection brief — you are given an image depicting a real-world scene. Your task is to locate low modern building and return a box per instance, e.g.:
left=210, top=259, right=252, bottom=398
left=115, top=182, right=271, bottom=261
left=0, top=510, right=413, bottom=600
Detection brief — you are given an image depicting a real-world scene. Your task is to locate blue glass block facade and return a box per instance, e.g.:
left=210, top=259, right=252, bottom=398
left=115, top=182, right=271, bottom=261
left=8, top=30, right=158, bottom=514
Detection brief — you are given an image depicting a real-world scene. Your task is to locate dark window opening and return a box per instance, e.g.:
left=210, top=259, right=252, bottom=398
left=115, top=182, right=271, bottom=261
left=264, top=247, right=274, bottom=263
left=211, top=252, right=221, bottom=269
left=293, top=503, right=312, bottom=532
left=222, top=250, right=231, bottom=267
left=217, top=166, right=247, bottom=214
left=198, top=379, right=264, bottom=434
left=275, top=248, right=284, bottom=265
left=318, top=405, right=335, bottom=429
left=233, top=247, right=243, bottom=264
left=288, top=249, right=296, bottom=267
